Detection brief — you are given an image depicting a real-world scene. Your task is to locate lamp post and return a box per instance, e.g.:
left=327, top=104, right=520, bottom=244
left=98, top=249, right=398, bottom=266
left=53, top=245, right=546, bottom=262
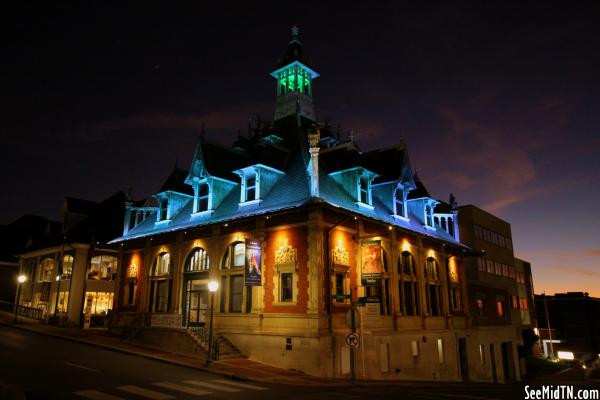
left=205, top=280, right=219, bottom=367
left=53, top=275, right=61, bottom=319
left=14, top=274, right=27, bottom=323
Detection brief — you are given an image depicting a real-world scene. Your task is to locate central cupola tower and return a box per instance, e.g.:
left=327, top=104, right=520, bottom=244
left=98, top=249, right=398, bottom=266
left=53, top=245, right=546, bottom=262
left=271, top=26, right=319, bottom=122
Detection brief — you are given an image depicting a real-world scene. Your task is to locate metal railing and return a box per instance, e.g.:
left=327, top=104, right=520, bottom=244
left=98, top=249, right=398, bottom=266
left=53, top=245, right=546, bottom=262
left=0, top=301, right=44, bottom=320
left=188, top=326, right=219, bottom=361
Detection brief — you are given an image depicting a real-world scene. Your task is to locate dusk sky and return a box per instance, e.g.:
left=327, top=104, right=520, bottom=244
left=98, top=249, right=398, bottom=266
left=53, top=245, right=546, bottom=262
left=2, top=2, right=599, bottom=296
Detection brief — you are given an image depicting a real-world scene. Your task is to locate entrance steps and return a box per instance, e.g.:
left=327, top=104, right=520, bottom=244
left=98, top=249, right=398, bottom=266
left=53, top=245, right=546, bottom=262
left=187, top=327, right=245, bottom=360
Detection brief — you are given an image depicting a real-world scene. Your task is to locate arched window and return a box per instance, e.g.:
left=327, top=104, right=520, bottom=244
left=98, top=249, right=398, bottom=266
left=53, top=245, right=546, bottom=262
left=399, top=251, right=416, bottom=276
left=153, top=253, right=170, bottom=276
left=62, top=255, right=74, bottom=279
left=88, top=255, right=118, bottom=280
left=425, top=257, right=443, bottom=316
left=221, top=242, right=245, bottom=269
left=398, top=251, right=420, bottom=316
left=425, top=257, right=439, bottom=280
left=39, top=258, right=55, bottom=282
left=219, top=242, right=250, bottom=314
left=149, top=252, right=171, bottom=313
left=186, top=248, right=209, bottom=272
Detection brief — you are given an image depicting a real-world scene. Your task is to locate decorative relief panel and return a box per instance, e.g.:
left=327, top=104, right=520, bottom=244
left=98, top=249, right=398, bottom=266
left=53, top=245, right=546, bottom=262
left=332, top=246, right=350, bottom=266
left=274, top=237, right=297, bottom=265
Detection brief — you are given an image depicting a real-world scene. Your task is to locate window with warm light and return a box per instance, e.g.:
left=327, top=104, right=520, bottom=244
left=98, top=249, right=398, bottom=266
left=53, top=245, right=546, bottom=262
left=425, top=257, right=443, bottom=316
left=399, top=251, right=420, bottom=316
left=39, top=258, right=55, bottom=282
left=57, top=291, right=69, bottom=313
left=476, top=298, right=486, bottom=316
left=149, top=252, right=172, bottom=313
left=186, top=247, right=210, bottom=272
left=281, top=273, right=293, bottom=302
left=87, top=255, right=118, bottom=280
left=219, top=242, right=251, bottom=314
left=62, top=255, right=73, bottom=279
left=496, top=300, right=505, bottom=317
left=83, top=292, right=114, bottom=315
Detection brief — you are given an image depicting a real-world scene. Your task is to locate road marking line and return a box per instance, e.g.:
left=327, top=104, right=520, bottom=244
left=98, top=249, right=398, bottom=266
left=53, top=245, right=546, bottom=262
left=417, top=392, right=502, bottom=400
left=184, top=380, right=241, bottom=392
left=65, top=362, right=101, bottom=373
left=73, top=390, right=125, bottom=400
left=153, top=382, right=211, bottom=395
left=117, top=385, right=175, bottom=399
left=211, top=379, right=268, bottom=390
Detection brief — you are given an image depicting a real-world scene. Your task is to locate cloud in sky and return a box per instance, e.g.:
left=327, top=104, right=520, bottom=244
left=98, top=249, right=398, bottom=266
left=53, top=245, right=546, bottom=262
left=553, top=267, right=600, bottom=278
left=421, top=105, right=537, bottom=211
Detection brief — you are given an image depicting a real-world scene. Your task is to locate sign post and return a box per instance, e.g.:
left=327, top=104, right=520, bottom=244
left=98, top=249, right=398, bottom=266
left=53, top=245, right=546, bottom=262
left=83, top=295, right=93, bottom=330
left=349, top=288, right=356, bottom=384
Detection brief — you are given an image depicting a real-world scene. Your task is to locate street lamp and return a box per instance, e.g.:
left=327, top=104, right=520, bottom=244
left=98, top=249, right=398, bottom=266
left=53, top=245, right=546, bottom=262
left=14, top=274, right=27, bottom=323
left=205, top=280, right=219, bottom=367
left=53, top=275, right=61, bottom=318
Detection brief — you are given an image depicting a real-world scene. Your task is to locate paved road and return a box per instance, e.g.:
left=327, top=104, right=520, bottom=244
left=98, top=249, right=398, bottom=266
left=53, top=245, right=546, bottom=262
left=0, top=325, right=593, bottom=400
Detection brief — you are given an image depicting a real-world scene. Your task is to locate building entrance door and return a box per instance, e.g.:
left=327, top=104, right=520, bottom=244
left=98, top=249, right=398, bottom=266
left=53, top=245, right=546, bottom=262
left=185, top=280, right=208, bottom=327
left=501, top=342, right=514, bottom=382
left=458, top=338, right=469, bottom=381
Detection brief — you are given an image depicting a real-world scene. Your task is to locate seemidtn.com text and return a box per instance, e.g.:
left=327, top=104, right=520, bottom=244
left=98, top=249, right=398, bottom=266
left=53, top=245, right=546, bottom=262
left=525, top=386, right=599, bottom=400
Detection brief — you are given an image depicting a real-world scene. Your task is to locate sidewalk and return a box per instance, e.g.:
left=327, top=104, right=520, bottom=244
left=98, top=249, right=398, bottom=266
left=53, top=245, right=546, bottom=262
left=0, top=312, right=344, bottom=387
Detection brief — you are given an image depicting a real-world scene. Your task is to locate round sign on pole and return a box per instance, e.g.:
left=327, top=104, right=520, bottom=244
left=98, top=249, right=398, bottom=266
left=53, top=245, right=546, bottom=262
left=345, top=333, right=360, bottom=348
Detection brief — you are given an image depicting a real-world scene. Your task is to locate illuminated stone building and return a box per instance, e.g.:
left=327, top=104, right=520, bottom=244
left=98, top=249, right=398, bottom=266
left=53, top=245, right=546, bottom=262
left=110, top=28, right=523, bottom=381
left=16, top=193, right=124, bottom=326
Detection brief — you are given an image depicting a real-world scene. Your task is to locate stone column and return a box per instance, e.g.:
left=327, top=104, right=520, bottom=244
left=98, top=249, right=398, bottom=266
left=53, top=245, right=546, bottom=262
left=307, top=208, right=324, bottom=314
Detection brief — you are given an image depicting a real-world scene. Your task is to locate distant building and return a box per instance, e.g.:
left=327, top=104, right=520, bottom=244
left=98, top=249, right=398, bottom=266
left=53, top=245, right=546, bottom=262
left=458, top=205, right=536, bottom=381
left=535, top=292, right=600, bottom=360
left=16, top=192, right=125, bottom=326
left=0, top=215, right=61, bottom=303
left=107, top=28, right=529, bottom=382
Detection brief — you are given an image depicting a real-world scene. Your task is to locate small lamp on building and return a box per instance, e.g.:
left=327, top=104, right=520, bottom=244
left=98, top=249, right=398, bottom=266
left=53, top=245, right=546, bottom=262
left=206, top=280, right=219, bottom=367
left=14, top=274, right=27, bottom=323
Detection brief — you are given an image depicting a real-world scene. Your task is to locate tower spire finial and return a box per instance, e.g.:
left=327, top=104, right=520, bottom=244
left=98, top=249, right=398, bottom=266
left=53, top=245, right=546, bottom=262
left=291, top=25, right=299, bottom=40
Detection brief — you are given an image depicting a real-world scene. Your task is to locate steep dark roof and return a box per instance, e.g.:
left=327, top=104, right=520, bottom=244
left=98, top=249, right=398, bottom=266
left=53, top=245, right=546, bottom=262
left=65, top=197, right=98, bottom=216
left=362, top=145, right=409, bottom=184
left=159, top=168, right=194, bottom=195
left=407, top=175, right=431, bottom=199
left=320, top=144, right=362, bottom=173
left=202, top=140, right=249, bottom=181
left=65, top=191, right=126, bottom=244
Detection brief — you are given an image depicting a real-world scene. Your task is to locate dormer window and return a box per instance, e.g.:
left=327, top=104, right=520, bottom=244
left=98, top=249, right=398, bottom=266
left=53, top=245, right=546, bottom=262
left=359, top=176, right=369, bottom=204
left=425, top=204, right=434, bottom=228
left=159, top=199, right=168, bottom=221
left=197, top=182, right=209, bottom=213
left=234, top=164, right=284, bottom=207
left=245, top=174, right=257, bottom=202
left=394, top=188, right=408, bottom=219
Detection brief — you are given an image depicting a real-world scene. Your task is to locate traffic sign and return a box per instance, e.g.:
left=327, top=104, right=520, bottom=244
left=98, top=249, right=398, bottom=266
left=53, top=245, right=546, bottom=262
left=345, top=333, right=360, bottom=348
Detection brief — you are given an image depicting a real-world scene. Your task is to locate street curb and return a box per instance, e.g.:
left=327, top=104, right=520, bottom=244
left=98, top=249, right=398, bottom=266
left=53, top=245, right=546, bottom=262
left=0, top=320, right=249, bottom=382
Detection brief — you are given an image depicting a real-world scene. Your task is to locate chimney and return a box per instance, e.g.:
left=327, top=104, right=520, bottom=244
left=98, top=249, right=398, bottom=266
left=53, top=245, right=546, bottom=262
left=308, top=125, right=321, bottom=197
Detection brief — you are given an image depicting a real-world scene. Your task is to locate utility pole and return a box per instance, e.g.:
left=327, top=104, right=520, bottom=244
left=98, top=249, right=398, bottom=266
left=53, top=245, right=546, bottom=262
left=544, top=293, right=554, bottom=359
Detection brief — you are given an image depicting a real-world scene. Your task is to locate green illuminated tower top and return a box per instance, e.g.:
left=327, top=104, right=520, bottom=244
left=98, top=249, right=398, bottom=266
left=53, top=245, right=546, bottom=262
left=271, top=26, right=319, bottom=122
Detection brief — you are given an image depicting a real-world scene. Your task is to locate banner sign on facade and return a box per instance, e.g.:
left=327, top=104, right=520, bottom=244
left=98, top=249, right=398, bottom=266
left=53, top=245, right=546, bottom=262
left=361, top=240, right=383, bottom=286
left=245, top=239, right=262, bottom=286
left=40, top=282, right=51, bottom=301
